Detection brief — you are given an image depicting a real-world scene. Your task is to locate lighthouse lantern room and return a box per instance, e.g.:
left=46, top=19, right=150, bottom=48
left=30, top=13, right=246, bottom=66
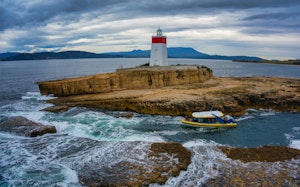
left=150, top=27, right=168, bottom=66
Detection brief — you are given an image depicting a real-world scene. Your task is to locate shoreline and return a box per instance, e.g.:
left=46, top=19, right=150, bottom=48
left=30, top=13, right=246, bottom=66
left=42, top=76, right=300, bottom=116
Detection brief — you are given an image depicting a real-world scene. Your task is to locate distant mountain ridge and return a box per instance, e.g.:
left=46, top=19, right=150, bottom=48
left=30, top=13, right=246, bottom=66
left=0, top=52, right=20, bottom=59
left=106, top=47, right=210, bottom=58
left=0, top=51, right=120, bottom=61
left=0, top=47, right=265, bottom=61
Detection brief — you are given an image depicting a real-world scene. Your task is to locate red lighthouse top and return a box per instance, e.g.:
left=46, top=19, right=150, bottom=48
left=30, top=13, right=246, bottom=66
left=152, top=27, right=166, bottom=44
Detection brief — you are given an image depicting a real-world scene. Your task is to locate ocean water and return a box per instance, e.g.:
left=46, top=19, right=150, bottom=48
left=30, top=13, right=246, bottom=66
left=0, top=58, right=299, bottom=186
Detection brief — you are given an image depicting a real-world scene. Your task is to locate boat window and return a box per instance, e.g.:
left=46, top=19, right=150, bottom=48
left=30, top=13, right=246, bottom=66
left=202, top=118, right=216, bottom=123
left=192, top=118, right=217, bottom=123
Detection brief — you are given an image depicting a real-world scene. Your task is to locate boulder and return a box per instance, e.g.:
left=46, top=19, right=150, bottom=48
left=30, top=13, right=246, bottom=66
left=114, top=112, right=134, bottom=118
left=77, top=142, right=191, bottom=186
left=42, top=105, right=69, bottom=113
left=0, top=116, right=56, bottom=137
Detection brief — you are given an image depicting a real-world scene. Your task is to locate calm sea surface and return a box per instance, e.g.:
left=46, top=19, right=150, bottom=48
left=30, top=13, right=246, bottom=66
left=0, top=58, right=299, bottom=186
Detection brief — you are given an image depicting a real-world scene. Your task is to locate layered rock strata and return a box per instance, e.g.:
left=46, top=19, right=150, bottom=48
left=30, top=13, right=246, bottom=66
left=38, top=65, right=213, bottom=96
left=41, top=76, right=300, bottom=116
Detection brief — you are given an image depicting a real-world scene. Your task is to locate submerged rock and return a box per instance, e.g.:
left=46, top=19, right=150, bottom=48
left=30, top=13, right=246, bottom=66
left=114, top=112, right=134, bottom=118
left=0, top=116, right=56, bottom=137
left=42, top=105, right=69, bottom=113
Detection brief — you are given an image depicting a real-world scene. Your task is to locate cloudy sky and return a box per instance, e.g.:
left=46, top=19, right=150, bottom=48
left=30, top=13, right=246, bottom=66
left=1, top=0, right=300, bottom=59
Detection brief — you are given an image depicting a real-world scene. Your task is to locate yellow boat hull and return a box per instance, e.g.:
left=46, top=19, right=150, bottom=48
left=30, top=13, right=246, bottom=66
left=181, top=119, right=237, bottom=128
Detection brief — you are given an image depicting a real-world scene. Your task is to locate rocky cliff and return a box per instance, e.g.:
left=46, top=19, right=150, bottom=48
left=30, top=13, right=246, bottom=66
left=41, top=76, right=300, bottom=116
left=38, top=65, right=213, bottom=96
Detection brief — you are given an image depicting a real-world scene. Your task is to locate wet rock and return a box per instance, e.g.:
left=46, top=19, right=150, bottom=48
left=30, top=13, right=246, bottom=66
left=206, top=146, right=300, bottom=186
left=219, top=145, right=300, bottom=162
left=42, top=105, right=69, bottom=113
left=114, top=112, right=134, bottom=118
left=0, top=116, right=56, bottom=137
left=77, top=142, right=191, bottom=187
left=206, top=160, right=300, bottom=187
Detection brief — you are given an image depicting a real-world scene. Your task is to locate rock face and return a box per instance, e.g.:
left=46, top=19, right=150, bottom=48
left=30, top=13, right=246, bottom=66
left=42, top=76, right=300, bottom=116
left=38, top=65, right=213, bottom=96
left=0, top=116, right=56, bottom=137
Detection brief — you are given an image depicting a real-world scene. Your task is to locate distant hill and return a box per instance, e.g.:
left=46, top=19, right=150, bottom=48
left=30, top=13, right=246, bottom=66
left=105, top=47, right=264, bottom=61
left=106, top=49, right=150, bottom=57
left=201, top=55, right=264, bottom=61
left=168, top=47, right=209, bottom=58
left=0, top=47, right=265, bottom=61
left=105, top=47, right=209, bottom=58
left=0, top=52, right=20, bottom=60
left=1, top=51, right=121, bottom=61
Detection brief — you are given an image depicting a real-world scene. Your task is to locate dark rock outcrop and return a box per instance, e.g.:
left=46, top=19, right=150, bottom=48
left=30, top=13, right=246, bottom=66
left=114, top=112, right=134, bottom=118
left=41, top=105, right=69, bottom=113
left=205, top=146, right=300, bottom=187
left=220, top=145, right=300, bottom=162
left=0, top=116, right=56, bottom=137
left=76, top=142, right=191, bottom=187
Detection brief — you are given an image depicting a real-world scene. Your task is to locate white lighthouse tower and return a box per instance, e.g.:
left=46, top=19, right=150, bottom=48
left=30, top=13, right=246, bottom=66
left=150, top=27, right=168, bottom=66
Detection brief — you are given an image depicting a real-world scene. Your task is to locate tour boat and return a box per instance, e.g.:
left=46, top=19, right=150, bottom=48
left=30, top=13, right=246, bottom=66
left=181, top=110, right=237, bottom=128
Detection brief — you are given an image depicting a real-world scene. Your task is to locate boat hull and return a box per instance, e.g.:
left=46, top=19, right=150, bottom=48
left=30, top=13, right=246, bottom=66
left=181, top=119, right=237, bottom=128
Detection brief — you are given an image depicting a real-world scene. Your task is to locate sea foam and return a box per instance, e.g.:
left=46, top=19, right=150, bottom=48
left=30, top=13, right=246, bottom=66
left=289, top=140, right=300, bottom=150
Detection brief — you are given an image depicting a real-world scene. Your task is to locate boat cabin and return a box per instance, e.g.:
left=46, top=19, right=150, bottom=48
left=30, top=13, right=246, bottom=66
left=186, top=111, right=235, bottom=123
left=191, top=111, right=223, bottom=123
left=182, top=110, right=237, bottom=128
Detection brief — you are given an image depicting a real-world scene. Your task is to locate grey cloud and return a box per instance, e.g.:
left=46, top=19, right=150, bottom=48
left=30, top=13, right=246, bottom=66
left=2, top=0, right=300, bottom=31
left=1, top=0, right=300, bottom=58
left=240, top=6, right=300, bottom=34
left=0, top=0, right=125, bottom=30
left=244, top=12, right=300, bottom=21
left=135, top=0, right=300, bottom=12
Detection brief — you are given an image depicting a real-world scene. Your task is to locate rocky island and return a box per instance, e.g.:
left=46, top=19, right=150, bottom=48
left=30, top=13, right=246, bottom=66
left=38, top=65, right=300, bottom=116
left=36, top=65, right=300, bottom=186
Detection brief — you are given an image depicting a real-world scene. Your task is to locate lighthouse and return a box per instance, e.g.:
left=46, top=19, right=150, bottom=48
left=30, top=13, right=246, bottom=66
left=150, top=27, right=168, bottom=66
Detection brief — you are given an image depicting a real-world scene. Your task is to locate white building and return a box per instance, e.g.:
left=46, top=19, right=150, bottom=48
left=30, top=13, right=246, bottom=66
left=150, top=28, right=168, bottom=66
